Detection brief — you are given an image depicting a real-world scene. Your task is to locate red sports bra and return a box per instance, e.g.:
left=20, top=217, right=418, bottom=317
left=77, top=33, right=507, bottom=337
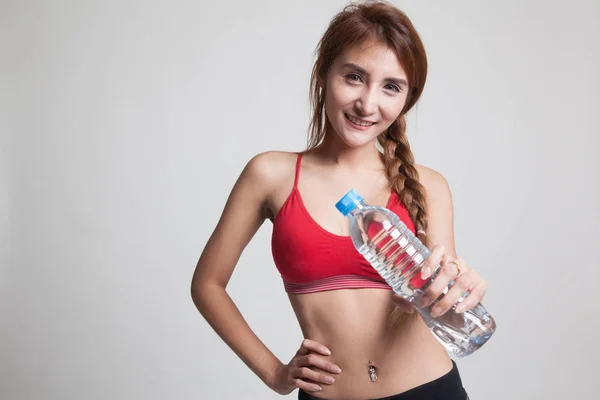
left=271, top=153, right=417, bottom=294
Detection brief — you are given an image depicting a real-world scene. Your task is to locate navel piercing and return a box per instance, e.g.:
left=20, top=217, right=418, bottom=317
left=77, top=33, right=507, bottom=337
left=368, top=361, right=378, bottom=382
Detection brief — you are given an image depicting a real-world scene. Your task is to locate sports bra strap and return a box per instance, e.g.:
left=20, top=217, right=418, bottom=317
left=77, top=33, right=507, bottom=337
left=293, top=153, right=302, bottom=189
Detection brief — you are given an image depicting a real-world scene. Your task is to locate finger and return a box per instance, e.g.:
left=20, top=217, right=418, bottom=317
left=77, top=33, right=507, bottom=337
left=298, top=338, right=331, bottom=356
left=301, top=354, right=342, bottom=374
left=296, top=366, right=336, bottom=385
left=293, top=378, right=323, bottom=393
left=455, top=281, right=487, bottom=313
left=420, top=259, right=460, bottom=307
left=420, top=245, right=445, bottom=279
left=430, top=269, right=478, bottom=317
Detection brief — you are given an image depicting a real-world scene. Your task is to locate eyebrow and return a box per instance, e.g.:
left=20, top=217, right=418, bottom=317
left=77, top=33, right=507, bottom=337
left=342, top=62, right=408, bottom=87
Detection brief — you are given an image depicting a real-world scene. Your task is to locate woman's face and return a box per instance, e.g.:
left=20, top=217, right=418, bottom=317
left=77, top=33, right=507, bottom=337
left=324, top=39, right=409, bottom=148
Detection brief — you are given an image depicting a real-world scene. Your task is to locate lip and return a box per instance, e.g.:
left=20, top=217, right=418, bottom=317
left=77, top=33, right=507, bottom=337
left=345, top=113, right=376, bottom=130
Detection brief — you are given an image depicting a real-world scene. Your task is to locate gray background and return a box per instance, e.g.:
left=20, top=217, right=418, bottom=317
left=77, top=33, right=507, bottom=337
left=2, top=0, right=599, bottom=399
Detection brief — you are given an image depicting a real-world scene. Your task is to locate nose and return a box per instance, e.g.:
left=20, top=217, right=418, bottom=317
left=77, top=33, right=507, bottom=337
left=355, top=87, right=378, bottom=116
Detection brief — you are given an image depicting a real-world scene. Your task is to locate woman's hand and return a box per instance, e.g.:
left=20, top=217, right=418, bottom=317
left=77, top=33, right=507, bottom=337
left=419, top=245, right=487, bottom=317
left=270, top=339, right=342, bottom=395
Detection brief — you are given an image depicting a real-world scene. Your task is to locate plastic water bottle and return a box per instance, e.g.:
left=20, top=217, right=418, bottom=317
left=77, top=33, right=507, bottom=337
left=335, top=189, right=496, bottom=358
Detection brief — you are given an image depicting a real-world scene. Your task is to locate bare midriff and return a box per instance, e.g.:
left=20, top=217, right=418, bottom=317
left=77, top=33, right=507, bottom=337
left=288, top=288, right=453, bottom=400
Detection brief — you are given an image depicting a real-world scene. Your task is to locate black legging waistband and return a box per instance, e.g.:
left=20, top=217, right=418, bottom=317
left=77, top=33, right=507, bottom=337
left=298, top=360, right=468, bottom=400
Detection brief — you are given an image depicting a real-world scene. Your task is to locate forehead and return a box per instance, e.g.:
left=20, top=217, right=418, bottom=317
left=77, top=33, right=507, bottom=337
left=334, top=39, right=407, bottom=78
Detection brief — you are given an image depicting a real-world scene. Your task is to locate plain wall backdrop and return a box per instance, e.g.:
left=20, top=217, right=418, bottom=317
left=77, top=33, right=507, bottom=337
left=2, top=0, right=599, bottom=398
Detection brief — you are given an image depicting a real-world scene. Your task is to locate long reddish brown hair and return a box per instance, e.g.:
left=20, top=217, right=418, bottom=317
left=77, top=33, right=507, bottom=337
left=308, top=0, right=429, bottom=247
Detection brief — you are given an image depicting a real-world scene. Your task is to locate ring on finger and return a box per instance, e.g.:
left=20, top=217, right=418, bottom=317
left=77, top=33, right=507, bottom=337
left=447, top=259, right=464, bottom=275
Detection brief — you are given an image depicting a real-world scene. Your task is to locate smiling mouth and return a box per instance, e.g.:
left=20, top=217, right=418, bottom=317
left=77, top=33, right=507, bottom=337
left=345, top=113, right=376, bottom=127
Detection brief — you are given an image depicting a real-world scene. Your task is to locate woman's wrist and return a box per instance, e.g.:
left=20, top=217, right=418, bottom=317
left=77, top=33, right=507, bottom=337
left=264, top=360, right=285, bottom=391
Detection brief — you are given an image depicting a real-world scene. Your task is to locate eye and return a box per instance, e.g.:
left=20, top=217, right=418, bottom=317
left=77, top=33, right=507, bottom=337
left=346, top=73, right=363, bottom=83
left=384, top=83, right=402, bottom=93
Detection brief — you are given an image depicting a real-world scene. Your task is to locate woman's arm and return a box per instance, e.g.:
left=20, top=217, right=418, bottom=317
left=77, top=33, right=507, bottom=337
left=417, top=165, right=487, bottom=316
left=190, top=152, right=283, bottom=389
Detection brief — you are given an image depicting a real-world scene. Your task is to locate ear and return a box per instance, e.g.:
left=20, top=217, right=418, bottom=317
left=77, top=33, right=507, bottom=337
left=316, top=72, right=326, bottom=93
left=317, top=81, right=324, bottom=95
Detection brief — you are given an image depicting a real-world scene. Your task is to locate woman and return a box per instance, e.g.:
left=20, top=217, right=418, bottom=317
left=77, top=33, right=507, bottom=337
left=191, top=1, right=486, bottom=399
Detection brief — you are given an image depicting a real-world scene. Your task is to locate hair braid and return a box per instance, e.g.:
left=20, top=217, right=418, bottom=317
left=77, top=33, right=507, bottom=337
left=380, top=117, right=429, bottom=328
left=378, top=117, right=428, bottom=246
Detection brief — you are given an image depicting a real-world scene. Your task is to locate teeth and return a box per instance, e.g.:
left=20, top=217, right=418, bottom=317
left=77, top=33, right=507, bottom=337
left=347, top=114, right=374, bottom=127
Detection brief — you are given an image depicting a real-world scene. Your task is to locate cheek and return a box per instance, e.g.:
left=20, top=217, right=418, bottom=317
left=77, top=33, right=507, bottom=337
left=381, top=96, right=408, bottom=121
left=326, top=81, right=356, bottom=110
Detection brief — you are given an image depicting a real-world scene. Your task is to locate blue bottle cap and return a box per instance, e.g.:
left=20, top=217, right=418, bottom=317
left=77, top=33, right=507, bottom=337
left=335, top=189, right=364, bottom=216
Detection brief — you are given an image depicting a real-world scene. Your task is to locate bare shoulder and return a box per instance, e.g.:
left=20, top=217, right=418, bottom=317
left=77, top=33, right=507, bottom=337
left=241, top=150, right=299, bottom=218
left=242, top=150, right=298, bottom=191
left=415, top=164, right=452, bottom=201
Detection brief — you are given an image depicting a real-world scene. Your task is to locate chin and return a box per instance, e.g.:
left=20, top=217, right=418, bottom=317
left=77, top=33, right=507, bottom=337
left=340, top=133, right=377, bottom=148
left=333, top=119, right=383, bottom=148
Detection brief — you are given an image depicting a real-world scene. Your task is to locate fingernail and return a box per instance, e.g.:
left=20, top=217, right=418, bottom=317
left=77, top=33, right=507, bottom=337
left=455, top=304, right=465, bottom=313
left=325, top=348, right=331, bottom=356
left=333, top=366, right=342, bottom=373
left=431, top=305, right=442, bottom=317
left=326, top=376, right=335, bottom=384
left=421, top=267, right=431, bottom=279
